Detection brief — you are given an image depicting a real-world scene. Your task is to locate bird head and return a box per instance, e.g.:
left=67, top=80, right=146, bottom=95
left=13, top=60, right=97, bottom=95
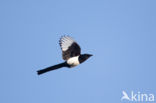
left=78, top=54, right=93, bottom=63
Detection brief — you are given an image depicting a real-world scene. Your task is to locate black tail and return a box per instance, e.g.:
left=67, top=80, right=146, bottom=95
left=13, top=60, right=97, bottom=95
left=37, top=62, right=69, bottom=75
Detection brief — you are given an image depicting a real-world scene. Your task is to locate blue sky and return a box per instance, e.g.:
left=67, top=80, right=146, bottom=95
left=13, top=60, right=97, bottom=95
left=0, top=0, right=156, bottom=103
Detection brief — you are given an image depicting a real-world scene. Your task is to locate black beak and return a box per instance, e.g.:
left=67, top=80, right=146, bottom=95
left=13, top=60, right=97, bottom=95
left=89, top=54, right=93, bottom=57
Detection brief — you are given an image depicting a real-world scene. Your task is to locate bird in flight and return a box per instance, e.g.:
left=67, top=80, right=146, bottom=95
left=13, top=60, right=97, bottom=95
left=37, top=36, right=92, bottom=75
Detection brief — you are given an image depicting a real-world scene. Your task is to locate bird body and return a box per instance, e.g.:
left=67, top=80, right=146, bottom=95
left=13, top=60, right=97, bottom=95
left=67, top=56, right=80, bottom=67
left=37, top=36, right=92, bottom=75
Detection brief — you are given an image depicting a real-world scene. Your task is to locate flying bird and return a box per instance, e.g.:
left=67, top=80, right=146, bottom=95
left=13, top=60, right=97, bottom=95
left=37, top=36, right=92, bottom=75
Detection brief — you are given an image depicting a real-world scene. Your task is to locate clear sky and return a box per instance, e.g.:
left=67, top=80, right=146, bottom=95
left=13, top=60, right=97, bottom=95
left=0, top=0, right=156, bottom=103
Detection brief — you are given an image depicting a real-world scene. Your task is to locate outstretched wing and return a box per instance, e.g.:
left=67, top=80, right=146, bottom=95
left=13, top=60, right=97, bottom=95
left=59, top=36, right=81, bottom=60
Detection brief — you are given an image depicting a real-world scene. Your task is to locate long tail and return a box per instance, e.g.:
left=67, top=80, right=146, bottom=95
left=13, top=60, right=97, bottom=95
left=37, top=62, right=69, bottom=75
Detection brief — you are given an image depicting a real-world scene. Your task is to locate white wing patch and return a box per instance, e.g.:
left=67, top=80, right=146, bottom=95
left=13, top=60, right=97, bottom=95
left=60, top=36, right=75, bottom=51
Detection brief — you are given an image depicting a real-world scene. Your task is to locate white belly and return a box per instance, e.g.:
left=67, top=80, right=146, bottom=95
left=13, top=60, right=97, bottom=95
left=67, top=56, right=80, bottom=67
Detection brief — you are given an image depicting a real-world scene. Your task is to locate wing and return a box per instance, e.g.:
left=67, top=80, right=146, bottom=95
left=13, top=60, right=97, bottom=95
left=59, top=36, right=81, bottom=60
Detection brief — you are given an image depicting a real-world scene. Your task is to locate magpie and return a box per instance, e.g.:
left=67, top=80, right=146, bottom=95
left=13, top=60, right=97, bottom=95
left=37, top=36, right=92, bottom=75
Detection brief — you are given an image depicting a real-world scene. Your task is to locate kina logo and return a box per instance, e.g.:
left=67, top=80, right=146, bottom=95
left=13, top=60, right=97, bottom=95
left=121, top=91, right=154, bottom=102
